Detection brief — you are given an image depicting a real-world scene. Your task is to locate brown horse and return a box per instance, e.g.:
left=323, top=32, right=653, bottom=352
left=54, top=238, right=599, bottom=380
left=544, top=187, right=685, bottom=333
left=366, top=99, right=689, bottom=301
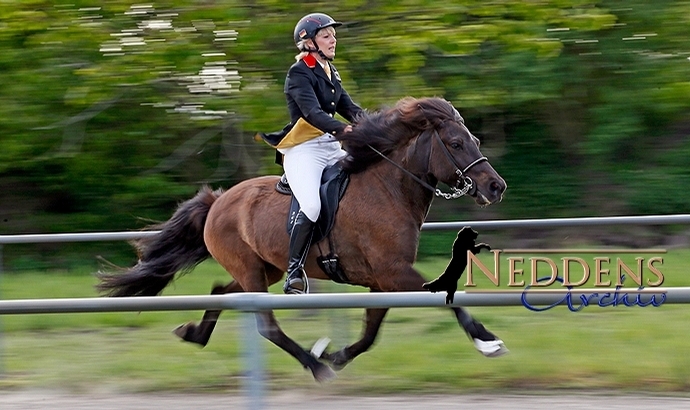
left=97, top=96, right=507, bottom=382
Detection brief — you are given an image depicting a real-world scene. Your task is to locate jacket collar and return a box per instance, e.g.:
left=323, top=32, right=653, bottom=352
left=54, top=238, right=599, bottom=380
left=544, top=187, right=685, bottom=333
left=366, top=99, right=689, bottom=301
left=301, top=54, right=333, bottom=84
left=302, top=54, right=317, bottom=68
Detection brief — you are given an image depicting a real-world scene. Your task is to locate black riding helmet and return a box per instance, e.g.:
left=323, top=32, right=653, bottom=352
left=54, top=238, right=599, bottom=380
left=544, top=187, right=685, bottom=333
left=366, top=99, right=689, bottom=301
left=293, top=13, right=342, bottom=50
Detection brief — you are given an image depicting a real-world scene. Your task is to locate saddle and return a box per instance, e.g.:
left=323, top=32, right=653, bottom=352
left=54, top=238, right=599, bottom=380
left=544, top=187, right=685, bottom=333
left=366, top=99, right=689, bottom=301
left=278, top=164, right=350, bottom=283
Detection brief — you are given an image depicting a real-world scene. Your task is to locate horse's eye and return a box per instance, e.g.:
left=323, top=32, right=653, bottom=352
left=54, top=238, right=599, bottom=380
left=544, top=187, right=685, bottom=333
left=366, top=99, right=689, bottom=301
left=450, top=142, right=462, bottom=150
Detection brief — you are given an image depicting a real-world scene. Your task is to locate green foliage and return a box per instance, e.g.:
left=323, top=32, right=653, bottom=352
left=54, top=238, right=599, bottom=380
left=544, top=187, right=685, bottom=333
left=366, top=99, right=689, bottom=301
left=499, top=121, right=583, bottom=218
left=1, top=1, right=689, bottom=263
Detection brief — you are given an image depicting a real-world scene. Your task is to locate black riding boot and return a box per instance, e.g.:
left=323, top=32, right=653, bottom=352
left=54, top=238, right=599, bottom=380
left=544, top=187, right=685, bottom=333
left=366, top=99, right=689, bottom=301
left=283, top=211, right=315, bottom=295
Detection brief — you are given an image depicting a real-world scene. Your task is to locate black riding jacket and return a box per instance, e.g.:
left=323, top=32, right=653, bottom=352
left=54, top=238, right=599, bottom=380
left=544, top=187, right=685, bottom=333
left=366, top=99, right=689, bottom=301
left=260, top=54, right=363, bottom=147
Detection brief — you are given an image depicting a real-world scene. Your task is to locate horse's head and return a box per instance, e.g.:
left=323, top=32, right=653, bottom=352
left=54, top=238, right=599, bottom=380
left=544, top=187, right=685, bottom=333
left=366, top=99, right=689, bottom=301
left=429, top=117, right=506, bottom=206
left=415, top=99, right=506, bottom=206
left=336, top=97, right=506, bottom=206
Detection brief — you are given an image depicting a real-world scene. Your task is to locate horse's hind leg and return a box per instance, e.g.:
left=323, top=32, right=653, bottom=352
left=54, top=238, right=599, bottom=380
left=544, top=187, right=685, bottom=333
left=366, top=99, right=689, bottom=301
left=255, top=310, right=337, bottom=383
left=173, top=280, right=243, bottom=346
left=319, top=306, right=389, bottom=371
left=452, top=306, right=508, bottom=357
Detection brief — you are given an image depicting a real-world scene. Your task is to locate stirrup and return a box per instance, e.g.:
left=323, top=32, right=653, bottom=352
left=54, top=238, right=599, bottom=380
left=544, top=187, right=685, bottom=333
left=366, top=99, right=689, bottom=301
left=283, top=270, right=309, bottom=295
left=276, top=174, right=292, bottom=195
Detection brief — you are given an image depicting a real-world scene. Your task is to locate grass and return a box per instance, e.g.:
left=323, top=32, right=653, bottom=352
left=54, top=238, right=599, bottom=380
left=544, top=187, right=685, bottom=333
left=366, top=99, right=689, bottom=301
left=0, top=248, right=689, bottom=394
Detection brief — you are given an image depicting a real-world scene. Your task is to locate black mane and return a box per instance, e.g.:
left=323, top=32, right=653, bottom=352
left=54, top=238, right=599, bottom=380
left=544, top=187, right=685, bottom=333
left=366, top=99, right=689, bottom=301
left=336, top=97, right=462, bottom=173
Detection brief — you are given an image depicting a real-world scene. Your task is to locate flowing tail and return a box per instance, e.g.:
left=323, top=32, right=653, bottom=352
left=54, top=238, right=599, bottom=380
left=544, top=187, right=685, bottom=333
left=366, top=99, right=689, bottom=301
left=97, top=186, right=224, bottom=297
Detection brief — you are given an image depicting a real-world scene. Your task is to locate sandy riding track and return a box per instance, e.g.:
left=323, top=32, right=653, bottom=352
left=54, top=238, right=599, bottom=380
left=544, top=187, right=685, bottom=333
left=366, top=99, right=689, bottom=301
left=2, top=391, right=690, bottom=409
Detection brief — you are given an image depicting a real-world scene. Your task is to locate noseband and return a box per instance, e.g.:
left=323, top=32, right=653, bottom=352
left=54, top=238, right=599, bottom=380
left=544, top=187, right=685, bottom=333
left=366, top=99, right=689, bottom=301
left=366, top=129, right=487, bottom=200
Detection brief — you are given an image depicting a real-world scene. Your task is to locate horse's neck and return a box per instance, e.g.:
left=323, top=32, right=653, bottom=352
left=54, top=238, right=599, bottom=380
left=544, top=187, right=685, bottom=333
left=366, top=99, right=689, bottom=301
left=400, top=136, right=437, bottom=223
left=358, top=152, right=435, bottom=228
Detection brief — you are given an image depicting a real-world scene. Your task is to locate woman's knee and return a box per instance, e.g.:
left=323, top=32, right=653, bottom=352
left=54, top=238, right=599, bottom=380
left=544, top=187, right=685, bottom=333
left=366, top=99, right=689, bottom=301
left=301, top=203, right=321, bottom=222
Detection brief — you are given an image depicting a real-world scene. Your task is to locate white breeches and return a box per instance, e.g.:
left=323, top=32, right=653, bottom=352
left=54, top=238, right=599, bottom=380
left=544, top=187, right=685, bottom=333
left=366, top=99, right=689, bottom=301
left=279, top=134, right=347, bottom=222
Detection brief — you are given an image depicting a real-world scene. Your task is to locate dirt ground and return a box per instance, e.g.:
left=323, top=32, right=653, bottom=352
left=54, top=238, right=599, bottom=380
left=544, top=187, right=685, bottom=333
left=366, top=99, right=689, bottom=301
left=2, top=391, right=690, bottom=410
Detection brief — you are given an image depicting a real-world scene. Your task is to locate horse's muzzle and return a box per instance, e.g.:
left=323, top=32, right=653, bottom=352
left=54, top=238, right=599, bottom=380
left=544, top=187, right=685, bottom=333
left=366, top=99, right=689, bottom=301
left=473, top=176, right=506, bottom=206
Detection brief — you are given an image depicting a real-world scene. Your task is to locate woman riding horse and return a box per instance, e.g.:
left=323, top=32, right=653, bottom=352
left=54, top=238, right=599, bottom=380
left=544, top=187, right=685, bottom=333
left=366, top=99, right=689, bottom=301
left=98, top=96, right=507, bottom=382
left=260, top=12, right=364, bottom=295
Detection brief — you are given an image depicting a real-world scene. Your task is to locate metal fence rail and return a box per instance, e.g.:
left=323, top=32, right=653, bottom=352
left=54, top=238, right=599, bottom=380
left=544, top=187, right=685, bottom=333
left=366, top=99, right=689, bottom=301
left=0, top=289, right=687, bottom=314
left=1, top=214, right=689, bottom=244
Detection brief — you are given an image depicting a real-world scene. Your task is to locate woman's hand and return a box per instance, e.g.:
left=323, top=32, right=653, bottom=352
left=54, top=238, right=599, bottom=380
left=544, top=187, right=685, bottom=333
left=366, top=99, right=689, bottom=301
left=343, top=125, right=354, bottom=133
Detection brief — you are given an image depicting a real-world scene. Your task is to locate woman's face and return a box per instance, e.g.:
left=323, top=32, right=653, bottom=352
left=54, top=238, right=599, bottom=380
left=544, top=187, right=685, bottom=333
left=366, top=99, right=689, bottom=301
left=313, top=28, right=336, bottom=60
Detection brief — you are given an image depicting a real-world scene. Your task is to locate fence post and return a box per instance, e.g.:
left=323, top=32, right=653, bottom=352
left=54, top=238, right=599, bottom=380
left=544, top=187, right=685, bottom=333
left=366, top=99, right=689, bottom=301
left=0, top=244, right=4, bottom=378
left=242, top=309, right=265, bottom=410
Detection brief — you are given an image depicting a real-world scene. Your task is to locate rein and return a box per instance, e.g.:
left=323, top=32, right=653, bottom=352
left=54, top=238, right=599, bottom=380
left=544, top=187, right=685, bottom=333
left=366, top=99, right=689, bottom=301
left=366, top=129, right=487, bottom=200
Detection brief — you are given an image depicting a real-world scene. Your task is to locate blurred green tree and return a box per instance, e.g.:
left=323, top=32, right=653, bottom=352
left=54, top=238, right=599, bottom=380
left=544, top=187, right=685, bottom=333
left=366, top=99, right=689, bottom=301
left=1, top=1, right=689, bottom=264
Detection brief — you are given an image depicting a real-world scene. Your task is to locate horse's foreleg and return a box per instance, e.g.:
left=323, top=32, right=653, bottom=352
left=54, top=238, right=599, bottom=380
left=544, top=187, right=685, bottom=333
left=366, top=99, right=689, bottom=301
left=381, top=265, right=509, bottom=358
left=319, top=307, right=389, bottom=371
left=173, top=281, right=243, bottom=346
left=254, top=310, right=336, bottom=383
left=452, top=306, right=508, bottom=357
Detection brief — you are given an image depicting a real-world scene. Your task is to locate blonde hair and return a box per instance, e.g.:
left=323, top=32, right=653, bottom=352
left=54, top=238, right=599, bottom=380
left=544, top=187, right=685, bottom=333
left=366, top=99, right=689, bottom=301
left=294, top=26, right=336, bottom=61
left=294, top=47, right=309, bottom=61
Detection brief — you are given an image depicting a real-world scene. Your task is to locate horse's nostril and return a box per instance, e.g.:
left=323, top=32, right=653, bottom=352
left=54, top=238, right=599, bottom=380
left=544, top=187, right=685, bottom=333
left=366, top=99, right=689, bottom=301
left=489, top=180, right=506, bottom=196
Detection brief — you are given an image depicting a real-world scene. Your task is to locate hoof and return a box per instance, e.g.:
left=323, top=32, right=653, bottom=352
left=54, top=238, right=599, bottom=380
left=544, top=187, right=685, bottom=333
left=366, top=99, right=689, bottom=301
left=320, top=350, right=350, bottom=372
left=173, top=322, right=207, bottom=347
left=312, top=362, right=338, bottom=383
left=173, top=322, right=192, bottom=339
left=473, top=338, right=509, bottom=357
left=310, top=337, right=331, bottom=359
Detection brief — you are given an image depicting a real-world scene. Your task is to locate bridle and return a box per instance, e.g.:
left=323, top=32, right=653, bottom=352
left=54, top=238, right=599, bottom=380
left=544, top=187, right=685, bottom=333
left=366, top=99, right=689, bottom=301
left=432, top=129, right=488, bottom=199
left=366, top=128, right=488, bottom=200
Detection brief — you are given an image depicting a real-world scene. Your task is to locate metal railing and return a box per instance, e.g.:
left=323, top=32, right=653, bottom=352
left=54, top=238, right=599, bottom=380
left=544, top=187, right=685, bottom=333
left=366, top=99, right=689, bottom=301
left=0, top=214, right=689, bottom=410
left=0, top=288, right=686, bottom=409
left=1, top=214, right=690, bottom=244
